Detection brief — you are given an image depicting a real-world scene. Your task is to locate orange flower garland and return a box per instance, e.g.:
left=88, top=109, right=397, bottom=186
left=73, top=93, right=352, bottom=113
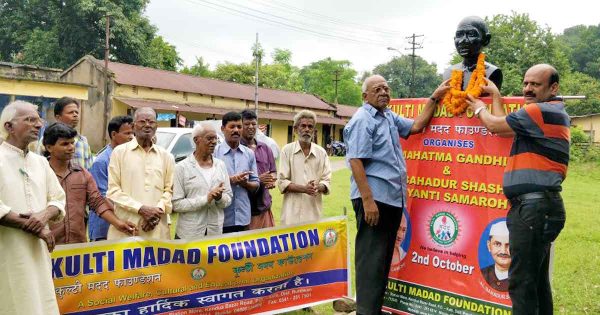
left=443, top=53, right=487, bottom=115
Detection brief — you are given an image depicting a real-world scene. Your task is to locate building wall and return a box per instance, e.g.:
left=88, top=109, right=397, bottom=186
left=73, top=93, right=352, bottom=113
left=0, top=63, right=62, bottom=81
left=61, top=59, right=110, bottom=151
left=0, top=78, right=87, bottom=100
left=268, top=120, right=292, bottom=148
left=0, top=77, right=88, bottom=135
left=572, top=115, right=600, bottom=143
left=60, top=57, right=341, bottom=151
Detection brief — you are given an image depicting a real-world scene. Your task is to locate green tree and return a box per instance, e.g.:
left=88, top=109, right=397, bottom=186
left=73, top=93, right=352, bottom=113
left=260, top=63, right=303, bottom=91
left=478, top=12, right=570, bottom=95
left=560, top=71, right=600, bottom=115
left=272, top=48, right=292, bottom=65
left=0, top=0, right=180, bottom=70
left=210, top=48, right=303, bottom=92
left=559, top=24, right=600, bottom=80
left=373, top=55, right=442, bottom=98
left=180, top=57, right=212, bottom=77
left=300, top=58, right=362, bottom=105
left=144, top=36, right=181, bottom=71
left=19, top=29, right=61, bottom=67
left=212, top=62, right=255, bottom=84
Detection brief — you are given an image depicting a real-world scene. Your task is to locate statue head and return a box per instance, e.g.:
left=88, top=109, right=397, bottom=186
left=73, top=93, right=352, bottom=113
left=454, top=16, right=491, bottom=61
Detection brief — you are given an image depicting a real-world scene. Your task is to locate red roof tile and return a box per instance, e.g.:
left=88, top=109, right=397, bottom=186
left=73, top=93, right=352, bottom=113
left=104, top=60, right=334, bottom=111
left=336, top=104, right=359, bottom=118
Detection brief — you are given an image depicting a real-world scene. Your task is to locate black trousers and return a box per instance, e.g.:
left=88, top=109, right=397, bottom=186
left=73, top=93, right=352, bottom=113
left=507, top=193, right=565, bottom=315
left=352, top=198, right=402, bottom=315
left=222, top=225, right=249, bottom=234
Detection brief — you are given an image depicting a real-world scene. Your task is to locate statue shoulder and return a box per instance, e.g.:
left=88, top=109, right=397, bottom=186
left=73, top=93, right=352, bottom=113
left=484, top=62, right=501, bottom=75
left=484, top=62, right=503, bottom=90
left=443, top=63, right=463, bottom=79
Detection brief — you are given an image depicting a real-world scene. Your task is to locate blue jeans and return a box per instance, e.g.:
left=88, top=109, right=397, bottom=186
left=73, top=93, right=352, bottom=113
left=507, top=193, right=565, bottom=315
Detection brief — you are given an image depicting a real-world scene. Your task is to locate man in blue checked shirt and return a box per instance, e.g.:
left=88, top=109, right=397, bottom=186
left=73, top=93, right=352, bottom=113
left=46, top=97, right=94, bottom=169
left=88, top=116, right=134, bottom=241
left=344, top=75, right=450, bottom=315
left=215, top=111, right=259, bottom=234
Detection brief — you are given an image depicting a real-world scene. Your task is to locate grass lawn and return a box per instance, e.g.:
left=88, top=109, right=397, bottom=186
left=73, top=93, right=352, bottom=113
left=171, top=161, right=599, bottom=314
left=275, top=162, right=600, bottom=314
left=553, top=162, right=600, bottom=314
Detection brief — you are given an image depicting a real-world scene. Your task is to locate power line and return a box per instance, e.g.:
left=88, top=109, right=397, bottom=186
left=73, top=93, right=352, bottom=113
left=214, top=0, right=393, bottom=43
left=182, top=0, right=391, bottom=47
left=248, top=0, right=405, bottom=37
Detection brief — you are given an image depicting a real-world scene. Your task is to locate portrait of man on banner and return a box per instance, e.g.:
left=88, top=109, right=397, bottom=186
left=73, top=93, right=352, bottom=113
left=478, top=219, right=511, bottom=292
left=390, top=208, right=412, bottom=273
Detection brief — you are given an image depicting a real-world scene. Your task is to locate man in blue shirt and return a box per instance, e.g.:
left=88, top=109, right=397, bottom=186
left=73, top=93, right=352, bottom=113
left=215, top=112, right=259, bottom=233
left=88, top=116, right=134, bottom=241
left=344, top=75, right=449, bottom=315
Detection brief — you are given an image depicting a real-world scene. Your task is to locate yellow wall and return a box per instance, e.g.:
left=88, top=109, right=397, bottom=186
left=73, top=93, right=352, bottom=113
left=0, top=78, right=88, bottom=99
left=187, top=93, right=214, bottom=104
left=111, top=99, right=129, bottom=117
left=214, top=96, right=245, bottom=109
left=572, top=115, right=600, bottom=143
left=268, top=120, right=292, bottom=149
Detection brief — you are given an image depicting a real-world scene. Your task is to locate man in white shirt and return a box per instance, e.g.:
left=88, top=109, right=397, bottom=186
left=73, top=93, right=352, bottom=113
left=0, top=101, right=66, bottom=314
left=173, top=122, right=232, bottom=238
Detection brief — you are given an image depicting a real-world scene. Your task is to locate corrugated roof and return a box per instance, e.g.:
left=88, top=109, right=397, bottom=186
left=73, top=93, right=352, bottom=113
left=101, top=59, right=334, bottom=111
left=570, top=113, right=600, bottom=118
left=115, top=97, right=229, bottom=115
left=336, top=104, right=359, bottom=118
left=116, top=97, right=346, bottom=125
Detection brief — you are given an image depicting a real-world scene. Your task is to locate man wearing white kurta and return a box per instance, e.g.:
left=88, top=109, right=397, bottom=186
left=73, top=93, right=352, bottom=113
left=0, top=101, right=66, bottom=315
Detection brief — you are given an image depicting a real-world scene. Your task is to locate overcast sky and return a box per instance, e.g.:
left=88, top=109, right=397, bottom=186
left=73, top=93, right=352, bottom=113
left=145, top=0, right=598, bottom=75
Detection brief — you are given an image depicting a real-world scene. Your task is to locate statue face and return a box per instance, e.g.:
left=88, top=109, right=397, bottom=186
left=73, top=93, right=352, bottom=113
left=454, top=24, right=484, bottom=59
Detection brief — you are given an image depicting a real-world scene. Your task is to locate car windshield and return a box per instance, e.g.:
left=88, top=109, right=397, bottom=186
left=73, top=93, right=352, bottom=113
left=155, top=132, right=175, bottom=149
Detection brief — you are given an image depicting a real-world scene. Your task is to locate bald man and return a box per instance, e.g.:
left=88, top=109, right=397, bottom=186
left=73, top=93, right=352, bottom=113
left=107, top=107, right=175, bottom=240
left=344, top=75, right=450, bottom=314
left=467, top=64, right=569, bottom=314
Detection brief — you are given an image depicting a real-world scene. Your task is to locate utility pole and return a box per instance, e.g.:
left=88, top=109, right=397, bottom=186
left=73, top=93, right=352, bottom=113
left=253, top=33, right=259, bottom=116
left=405, top=33, right=423, bottom=98
left=332, top=69, right=341, bottom=104
left=103, top=14, right=111, bottom=145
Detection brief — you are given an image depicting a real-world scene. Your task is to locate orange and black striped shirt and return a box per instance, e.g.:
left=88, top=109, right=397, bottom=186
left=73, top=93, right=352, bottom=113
left=503, top=98, right=570, bottom=199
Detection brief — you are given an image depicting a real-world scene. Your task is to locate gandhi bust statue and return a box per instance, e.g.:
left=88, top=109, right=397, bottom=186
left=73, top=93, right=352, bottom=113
left=443, top=16, right=503, bottom=91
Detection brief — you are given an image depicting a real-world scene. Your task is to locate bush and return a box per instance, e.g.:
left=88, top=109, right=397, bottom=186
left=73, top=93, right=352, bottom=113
left=571, top=126, right=590, bottom=144
left=571, top=143, right=600, bottom=163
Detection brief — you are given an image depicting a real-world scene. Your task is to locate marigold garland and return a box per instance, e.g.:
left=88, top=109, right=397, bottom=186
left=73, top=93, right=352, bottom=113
left=443, top=53, right=487, bottom=115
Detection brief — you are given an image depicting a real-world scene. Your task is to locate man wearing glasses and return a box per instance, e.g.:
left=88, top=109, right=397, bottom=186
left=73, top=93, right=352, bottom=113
left=107, top=107, right=175, bottom=240
left=0, top=101, right=66, bottom=314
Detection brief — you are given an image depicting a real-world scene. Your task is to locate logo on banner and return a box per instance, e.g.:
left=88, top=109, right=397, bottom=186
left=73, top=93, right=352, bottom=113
left=191, top=267, right=206, bottom=280
left=429, top=211, right=459, bottom=246
left=323, top=228, right=338, bottom=247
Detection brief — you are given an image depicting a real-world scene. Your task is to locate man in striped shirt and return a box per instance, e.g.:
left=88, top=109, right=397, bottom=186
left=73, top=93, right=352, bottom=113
left=467, top=64, right=569, bottom=315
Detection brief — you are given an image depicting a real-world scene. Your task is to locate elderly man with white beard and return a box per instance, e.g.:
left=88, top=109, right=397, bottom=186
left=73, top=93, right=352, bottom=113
left=277, top=110, right=331, bottom=225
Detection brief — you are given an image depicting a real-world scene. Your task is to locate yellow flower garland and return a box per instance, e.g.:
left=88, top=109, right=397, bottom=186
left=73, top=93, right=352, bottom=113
left=443, top=53, right=487, bottom=115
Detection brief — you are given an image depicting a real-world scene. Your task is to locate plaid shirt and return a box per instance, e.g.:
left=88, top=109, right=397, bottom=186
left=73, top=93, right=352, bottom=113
left=73, top=134, right=93, bottom=169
